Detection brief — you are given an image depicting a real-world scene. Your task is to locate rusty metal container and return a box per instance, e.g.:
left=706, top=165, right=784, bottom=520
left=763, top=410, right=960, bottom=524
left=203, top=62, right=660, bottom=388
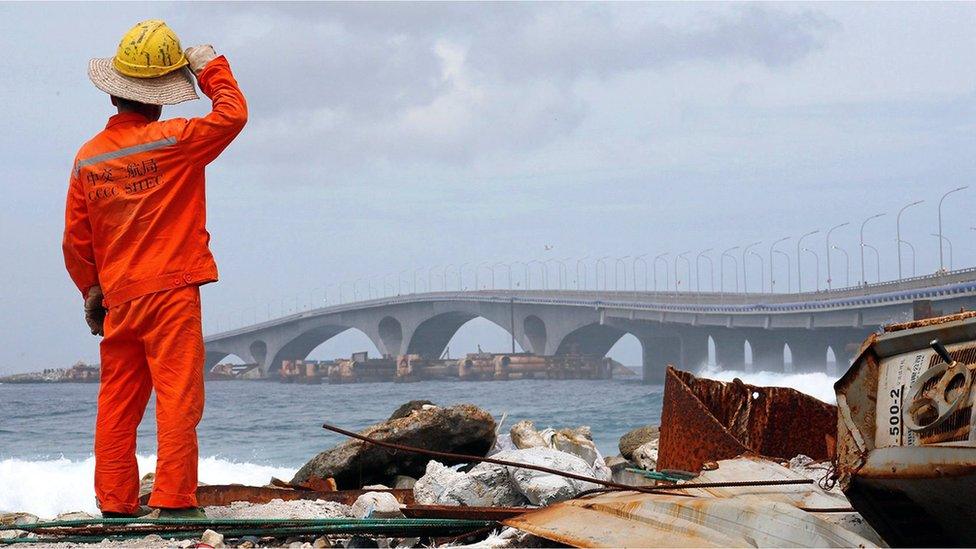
left=835, top=311, right=976, bottom=547
left=657, top=366, right=836, bottom=474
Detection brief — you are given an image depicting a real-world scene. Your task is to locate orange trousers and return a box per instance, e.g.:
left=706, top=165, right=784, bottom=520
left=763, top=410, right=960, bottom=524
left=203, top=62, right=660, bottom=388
left=95, top=286, right=205, bottom=513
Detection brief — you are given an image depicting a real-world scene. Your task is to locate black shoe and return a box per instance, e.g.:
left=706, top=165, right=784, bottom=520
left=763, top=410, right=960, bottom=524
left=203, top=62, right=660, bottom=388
left=156, top=507, right=207, bottom=519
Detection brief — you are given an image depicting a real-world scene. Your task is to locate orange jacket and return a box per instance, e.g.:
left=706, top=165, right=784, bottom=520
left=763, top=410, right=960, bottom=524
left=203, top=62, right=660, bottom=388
left=63, top=56, right=247, bottom=307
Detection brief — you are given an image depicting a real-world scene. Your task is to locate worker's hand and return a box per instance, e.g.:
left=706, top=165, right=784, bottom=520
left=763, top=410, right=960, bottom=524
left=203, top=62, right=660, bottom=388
left=84, top=285, right=106, bottom=337
left=184, top=45, right=218, bottom=76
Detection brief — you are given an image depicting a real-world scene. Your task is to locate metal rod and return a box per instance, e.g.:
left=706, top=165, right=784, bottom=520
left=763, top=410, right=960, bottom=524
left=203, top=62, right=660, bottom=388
left=320, top=423, right=813, bottom=494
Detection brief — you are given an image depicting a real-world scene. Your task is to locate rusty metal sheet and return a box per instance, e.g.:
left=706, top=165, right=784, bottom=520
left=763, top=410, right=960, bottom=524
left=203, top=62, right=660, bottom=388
left=503, top=489, right=879, bottom=548
left=657, top=366, right=837, bottom=473
left=138, top=485, right=414, bottom=507
left=401, top=504, right=526, bottom=521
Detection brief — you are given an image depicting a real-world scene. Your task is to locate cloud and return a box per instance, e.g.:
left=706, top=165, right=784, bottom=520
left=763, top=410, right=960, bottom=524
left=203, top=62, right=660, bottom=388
left=213, top=3, right=836, bottom=172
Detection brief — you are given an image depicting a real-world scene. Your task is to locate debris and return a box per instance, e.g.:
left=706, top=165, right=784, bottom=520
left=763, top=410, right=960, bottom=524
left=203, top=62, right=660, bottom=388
left=835, top=312, right=976, bottom=547
left=414, top=460, right=527, bottom=507
left=293, top=404, right=496, bottom=489
left=504, top=456, right=882, bottom=548
left=415, top=447, right=605, bottom=509
left=312, top=536, right=332, bottom=548
left=617, top=424, right=659, bottom=460
left=203, top=498, right=350, bottom=520
left=658, top=366, right=837, bottom=473
left=510, top=420, right=547, bottom=449
left=393, top=476, right=417, bottom=490
left=630, top=439, right=658, bottom=471
left=508, top=421, right=611, bottom=481
left=199, top=529, right=225, bottom=548
left=351, top=492, right=405, bottom=519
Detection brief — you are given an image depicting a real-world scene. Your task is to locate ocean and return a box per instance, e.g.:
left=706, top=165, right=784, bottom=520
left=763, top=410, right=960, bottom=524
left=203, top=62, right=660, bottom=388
left=0, top=366, right=839, bottom=517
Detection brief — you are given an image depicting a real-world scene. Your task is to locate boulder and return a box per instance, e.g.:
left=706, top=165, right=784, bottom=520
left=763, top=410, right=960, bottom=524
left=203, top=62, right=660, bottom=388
left=200, top=529, right=225, bottom=549
left=414, top=460, right=527, bottom=507
left=618, top=425, right=659, bottom=460
left=351, top=492, right=404, bottom=519
left=414, top=447, right=604, bottom=508
left=388, top=400, right=435, bottom=421
left=510, top=421, right=610, bottom=481
left=632, top=439, right=658, bottom=470
left=292, top=403, right=496, bottom=488
left=510, top=420, right=547, bottom=449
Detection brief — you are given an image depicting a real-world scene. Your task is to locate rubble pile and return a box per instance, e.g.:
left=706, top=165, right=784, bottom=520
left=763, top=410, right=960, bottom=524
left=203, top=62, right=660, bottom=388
left=2, top=387, right=887, bottom=548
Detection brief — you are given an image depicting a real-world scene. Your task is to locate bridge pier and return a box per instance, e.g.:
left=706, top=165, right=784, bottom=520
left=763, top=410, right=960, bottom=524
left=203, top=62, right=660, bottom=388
left=712, top=330, right=746, bottom=370
left=640, top=332, right=709, bottom=385
left=748, top=333, right=785, bottom=372
left=788, top=335, right=828, bottom=373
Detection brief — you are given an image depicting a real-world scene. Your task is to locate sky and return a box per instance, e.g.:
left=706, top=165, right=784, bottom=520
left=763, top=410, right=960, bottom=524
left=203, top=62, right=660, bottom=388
left=0, top=2, right=974, bottom=373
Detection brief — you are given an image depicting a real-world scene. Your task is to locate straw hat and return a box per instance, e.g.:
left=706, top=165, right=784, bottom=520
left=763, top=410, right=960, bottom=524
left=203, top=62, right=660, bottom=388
left=88, top=59, right=198, bottom=105
left=88, top=20, right=199, bottom=106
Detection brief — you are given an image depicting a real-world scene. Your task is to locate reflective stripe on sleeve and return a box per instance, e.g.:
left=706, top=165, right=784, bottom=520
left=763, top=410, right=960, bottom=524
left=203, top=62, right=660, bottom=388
left=74, top=137, right=177, bottom=176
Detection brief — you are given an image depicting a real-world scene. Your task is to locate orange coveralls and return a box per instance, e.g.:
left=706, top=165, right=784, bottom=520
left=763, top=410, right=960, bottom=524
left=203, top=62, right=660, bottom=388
left=62, top=56, right=246, bottom=512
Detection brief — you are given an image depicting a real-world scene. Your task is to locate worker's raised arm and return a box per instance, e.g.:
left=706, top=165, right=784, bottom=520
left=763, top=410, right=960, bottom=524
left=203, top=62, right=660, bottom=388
left=62, top=171, right=99, bottom=299
left=178, top=46, right=248, bottom=166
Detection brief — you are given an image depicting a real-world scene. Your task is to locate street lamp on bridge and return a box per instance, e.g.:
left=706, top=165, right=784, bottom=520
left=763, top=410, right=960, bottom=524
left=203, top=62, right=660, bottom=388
left=614, top=255, right=630, bottom=291
left=547, top=258, right=568, bottom=290
left=720, top=246, right=739, bottom=294
left=831, top=245, right=850, bottom=288
left=528, top=259, right=549, bottom=290
left=859, top=213, right=885, bottom=286
left=748, top=250, right=764, bottom=295
left=575, top=256, right=589, bottom=290
left=696, top=249, right=713, bottom=293
left=741, top=241, right=761, bottom=293
left=773, top=250, right=792, bottom=292
left=595, top=256, right=611, bottom=291
left=769, top=237, right=790, bottom=293
left=938, top=186, right=967, bottom=272
left=802, top=248, right=820, bottom=291
left=653, top=253, right=669, bottom=292
left=932, top=234, right=954, bottom=271
left=675, top=251, right=691, bottom=293
left=825, top=223, right=849, bottom=290
left=797, top=229, right=820, bottom=292
left=896, top=200, right=923, bottom=280
left=862, top=243, right=881, bottom=283
left=492, top=261, right=512, bottom=289
left=633, top=254, right=649, bottom=292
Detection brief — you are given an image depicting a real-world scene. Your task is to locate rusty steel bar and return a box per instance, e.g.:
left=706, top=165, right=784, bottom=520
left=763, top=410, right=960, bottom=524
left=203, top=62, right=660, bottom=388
left=321, top=422, right=814, bottom=495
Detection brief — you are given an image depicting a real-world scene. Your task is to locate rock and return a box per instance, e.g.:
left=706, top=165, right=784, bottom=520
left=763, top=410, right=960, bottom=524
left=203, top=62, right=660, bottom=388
left=346, top=536, right=379, bottom=548
left=605, top=455, right=655, bottom=486
left=632, top=439, right=658, bottom=470
left=312, top=537, right=332, bottom=548
left=496, top=447, right=602, bottom=506
left=351, top=492, right=404, bottom=519
left=618, top=425, right=659, bottom=460
left=55, top=511, right=94, bottom=521
left=200, top=529, right=225, bottom=548
left=139, top=472, right=155, bottom=496
left=415, top=447, right=604, bottom=508
left=414, top=460, right=527, bottom=507
left=388, top=400, right=435, bottom=420
left=393, top=475, right=416, bottom=489
left=510, top=420, right=547, bottom=449
left=238, top=536, right=261, bottom=548
left=292, top=403, right=496, bottom=488
left=510, top=421, right=611, bottom=481
left=0, top=513, right=38, bottom=540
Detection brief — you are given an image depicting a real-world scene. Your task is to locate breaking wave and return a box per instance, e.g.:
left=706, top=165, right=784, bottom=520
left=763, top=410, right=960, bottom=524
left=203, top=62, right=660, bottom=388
left=696, top=364, right=839, bottom=404
left=0, top=455, right=295, bottom=518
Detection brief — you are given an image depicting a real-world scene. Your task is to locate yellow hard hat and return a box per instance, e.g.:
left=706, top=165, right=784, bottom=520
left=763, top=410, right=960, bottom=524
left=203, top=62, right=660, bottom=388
left=112, top=20, right=188, bottom=79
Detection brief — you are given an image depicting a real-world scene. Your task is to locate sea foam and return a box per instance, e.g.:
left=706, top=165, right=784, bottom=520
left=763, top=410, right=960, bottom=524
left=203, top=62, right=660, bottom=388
left=0, top=455, right=295, bottom=517
left=696, top=364, right=839, bottom=404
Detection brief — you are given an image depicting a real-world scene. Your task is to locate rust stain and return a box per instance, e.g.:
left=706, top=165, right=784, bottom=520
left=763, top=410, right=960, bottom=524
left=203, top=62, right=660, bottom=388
left=138, top=485, right=414, bottom=507
left=658, top=366, right=837, bottom=474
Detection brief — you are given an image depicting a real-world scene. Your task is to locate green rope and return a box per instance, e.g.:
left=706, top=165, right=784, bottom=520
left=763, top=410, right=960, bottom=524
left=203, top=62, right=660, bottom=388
left=0, top=518, right=495, bottom=544
left=6, top=517, right=489, bottom=530
left=625, top=467, right=695, bottom=482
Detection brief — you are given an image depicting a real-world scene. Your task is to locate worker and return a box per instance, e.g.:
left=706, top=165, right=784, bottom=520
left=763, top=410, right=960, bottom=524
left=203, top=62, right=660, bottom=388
left=62, top=20, right=247, bottom=518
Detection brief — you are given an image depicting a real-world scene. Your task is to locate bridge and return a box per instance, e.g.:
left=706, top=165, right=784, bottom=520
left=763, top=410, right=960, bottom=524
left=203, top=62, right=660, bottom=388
left=203, top=268, right=976, bottom=383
